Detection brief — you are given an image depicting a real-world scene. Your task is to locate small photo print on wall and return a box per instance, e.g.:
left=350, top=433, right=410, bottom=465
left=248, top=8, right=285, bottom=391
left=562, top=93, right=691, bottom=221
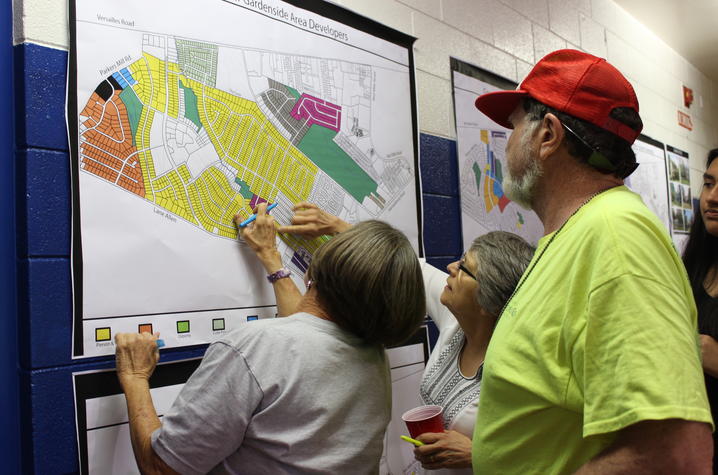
left=672, top=207, right=685, bottom=232
left=665, top=145, right=691, bottom=234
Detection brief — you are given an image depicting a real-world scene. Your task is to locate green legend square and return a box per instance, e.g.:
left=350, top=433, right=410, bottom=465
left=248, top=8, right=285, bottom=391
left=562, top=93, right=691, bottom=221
left=176, top=320, right=190, bottom=334
left=212, top=318, right=225, bottom=331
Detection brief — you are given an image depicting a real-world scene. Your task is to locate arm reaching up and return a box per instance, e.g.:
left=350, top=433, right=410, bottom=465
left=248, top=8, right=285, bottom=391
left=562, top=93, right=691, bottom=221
left=236, top=203, right=303, bottom=316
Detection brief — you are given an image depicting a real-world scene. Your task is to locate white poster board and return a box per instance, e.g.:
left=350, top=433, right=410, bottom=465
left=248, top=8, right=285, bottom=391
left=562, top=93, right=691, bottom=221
left=74, top=327, right=430, bottom=474
left=68, top=0, right=421, bottom=358
left=625, top=135, right=671, bottom=233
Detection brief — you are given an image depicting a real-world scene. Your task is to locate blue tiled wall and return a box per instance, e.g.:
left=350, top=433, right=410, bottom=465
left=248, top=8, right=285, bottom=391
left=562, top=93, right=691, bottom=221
left=13, top=42, right=462, bottom=473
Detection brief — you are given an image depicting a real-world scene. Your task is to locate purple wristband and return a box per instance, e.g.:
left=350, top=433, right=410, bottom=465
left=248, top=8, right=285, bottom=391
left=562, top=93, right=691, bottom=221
left=267, top=267, right=291, bottom=283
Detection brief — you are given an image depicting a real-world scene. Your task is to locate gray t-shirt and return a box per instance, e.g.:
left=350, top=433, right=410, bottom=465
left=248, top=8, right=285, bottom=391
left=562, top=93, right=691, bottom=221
left=151, top=313, right=391, bottom=474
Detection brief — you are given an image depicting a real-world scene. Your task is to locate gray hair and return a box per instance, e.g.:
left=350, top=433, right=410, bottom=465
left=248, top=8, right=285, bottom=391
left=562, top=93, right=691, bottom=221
left=307, top=220, right=426, bottom=347
left=467, top=231, right=535, bottom=317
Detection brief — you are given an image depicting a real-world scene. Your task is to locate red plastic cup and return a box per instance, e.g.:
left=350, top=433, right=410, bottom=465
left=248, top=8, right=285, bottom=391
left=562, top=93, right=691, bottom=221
left=401, top=405, right=445, bottom=438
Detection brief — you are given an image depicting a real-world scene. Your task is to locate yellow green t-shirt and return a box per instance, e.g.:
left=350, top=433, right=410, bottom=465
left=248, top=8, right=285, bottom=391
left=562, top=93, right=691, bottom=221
left=472, top=186, right=712, bottom=474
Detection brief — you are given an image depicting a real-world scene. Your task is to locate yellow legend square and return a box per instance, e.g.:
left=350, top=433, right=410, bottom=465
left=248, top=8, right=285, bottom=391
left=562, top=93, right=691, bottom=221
left=95, top=327, right=111, bottom=342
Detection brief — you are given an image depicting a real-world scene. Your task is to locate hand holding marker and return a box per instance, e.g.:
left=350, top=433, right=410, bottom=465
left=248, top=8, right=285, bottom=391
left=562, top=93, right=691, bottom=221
left=239, top=202, right=278, bottom=227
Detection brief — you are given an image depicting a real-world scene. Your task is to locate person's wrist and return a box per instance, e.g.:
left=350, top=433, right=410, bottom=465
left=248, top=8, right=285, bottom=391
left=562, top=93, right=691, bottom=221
left=118, top=373, right=151, bottom=391
left=266, top=267, right=291, bottom=284
left=330, top=217, right=351, bottom=235
left=258, top=248, right=281, bottom=269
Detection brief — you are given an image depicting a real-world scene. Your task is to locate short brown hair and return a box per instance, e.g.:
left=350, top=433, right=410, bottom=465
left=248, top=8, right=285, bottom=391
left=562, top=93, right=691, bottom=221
left=307, top=220, right=425, bottom=346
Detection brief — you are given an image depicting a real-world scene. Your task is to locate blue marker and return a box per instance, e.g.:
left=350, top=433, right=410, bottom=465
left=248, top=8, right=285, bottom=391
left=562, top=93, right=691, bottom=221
left=156, top=339, right=165, bottom=349
left=239, top=203, right=278, bottom=227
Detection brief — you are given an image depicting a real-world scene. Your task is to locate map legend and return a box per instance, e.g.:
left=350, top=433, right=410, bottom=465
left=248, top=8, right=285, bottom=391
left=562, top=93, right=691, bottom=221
left=246, top=315, right=258, bottom=321
left=138, top=323, right=153, bottom=334
left=176, top=320, right=190, bottom=334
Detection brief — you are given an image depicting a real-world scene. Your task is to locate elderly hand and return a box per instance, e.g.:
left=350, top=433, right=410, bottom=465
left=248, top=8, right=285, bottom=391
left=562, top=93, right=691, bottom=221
left=414, top=430, right=473, bottom=470
left=277, top=202, right=351, bottom=238
left=115, top=332, right=160, bottom=388
left=236, top=203, right=282, bottom=268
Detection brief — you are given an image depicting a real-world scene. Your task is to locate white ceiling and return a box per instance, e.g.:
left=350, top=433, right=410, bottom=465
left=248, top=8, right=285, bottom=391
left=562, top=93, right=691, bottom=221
left=614, top=0, right=718, bottom=82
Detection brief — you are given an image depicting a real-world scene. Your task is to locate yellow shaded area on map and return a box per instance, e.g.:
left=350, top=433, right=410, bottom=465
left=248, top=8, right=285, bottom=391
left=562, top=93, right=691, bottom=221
left=123, top=51, right=322, bottom=246
left=480, top=130, right=489, bottom=144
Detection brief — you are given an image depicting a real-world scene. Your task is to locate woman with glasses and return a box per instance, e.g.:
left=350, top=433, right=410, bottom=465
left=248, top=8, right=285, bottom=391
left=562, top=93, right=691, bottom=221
left=113, top=202, right=425, bottom=474
left=277, top=203, right=535, bottom=473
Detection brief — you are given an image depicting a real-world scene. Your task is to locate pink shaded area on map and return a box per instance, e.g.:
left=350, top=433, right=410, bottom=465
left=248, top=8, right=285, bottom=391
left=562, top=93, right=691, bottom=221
left=290, top=94, right=342, bottom=132
left=249, top=195, right=268, bottom=209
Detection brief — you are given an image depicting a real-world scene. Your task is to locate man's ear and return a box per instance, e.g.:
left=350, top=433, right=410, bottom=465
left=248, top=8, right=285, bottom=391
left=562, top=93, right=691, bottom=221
left=536, top=113, right=565, bottom=162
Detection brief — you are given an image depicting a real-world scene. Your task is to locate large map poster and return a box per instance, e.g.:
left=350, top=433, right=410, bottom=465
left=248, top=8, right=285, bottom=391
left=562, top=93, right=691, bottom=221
left=625, top=135, right=671, bottom=232
left=451, top=58, right=543, bottom=248
left=69, top=0, right=421, bottom=358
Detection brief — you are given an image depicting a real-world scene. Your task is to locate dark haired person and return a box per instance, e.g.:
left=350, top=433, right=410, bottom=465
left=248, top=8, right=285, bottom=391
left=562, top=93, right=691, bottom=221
left=684, top=148, right=718, bottom=472
left=114, top=203, right=426, bottom=474
left=471, top=49, right=713, bottom=473
left=277, top=203, right=535, bottom=473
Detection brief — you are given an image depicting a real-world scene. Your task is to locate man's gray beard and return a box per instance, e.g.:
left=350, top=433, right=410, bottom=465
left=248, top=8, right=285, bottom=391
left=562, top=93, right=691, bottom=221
left=504, top=149, right=542, bottom=210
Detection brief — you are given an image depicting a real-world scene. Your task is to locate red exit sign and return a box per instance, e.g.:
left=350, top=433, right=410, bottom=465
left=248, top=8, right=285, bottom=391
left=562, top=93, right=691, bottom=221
left=677, top=110, right=693, bottom=131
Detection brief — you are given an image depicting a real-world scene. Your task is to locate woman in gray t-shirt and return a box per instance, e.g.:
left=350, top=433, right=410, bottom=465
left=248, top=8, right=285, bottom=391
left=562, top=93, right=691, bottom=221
left=114, top=203, right=426, bottom=474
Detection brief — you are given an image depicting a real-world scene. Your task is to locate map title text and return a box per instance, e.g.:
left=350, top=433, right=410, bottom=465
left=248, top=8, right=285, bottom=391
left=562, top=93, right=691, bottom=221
left=229, top=0, right=350, bottom=42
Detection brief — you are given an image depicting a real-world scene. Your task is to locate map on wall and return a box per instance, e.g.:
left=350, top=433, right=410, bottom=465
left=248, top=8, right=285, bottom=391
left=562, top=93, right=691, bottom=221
left=69, top=0, right=421, bottom=358
left=451, top=58, right=543, bottom=249
left=625, top=135, right=671, bottom=233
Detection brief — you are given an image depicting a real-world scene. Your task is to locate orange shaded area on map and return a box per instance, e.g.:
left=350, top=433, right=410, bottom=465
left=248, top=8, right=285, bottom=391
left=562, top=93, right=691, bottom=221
left=80, top=91, right=145, bottom=197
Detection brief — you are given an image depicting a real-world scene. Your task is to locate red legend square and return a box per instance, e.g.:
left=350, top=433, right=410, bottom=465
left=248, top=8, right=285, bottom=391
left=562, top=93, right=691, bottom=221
left=138, top=323, right=153, bottom=334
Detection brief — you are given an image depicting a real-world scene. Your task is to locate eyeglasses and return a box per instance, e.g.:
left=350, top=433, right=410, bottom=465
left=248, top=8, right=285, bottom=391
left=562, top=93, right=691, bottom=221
left=457, top=254, right=477, bottom=281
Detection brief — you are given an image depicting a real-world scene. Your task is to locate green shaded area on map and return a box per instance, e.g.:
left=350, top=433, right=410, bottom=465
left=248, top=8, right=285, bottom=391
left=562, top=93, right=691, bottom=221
left=176, top=39, right=218, bottom=87
left=119, top=87, right=143, bottom=146
left=234, top=177, right=254, bottom=199
left=286, top=86, right=301, bottom=100
left=180, top=81, right=203, bottom=131
left=494, top=159, right=503, bottom=182
left=297, top=125, right=377, bottom=202
left=472, top=162, right=482, bottom=194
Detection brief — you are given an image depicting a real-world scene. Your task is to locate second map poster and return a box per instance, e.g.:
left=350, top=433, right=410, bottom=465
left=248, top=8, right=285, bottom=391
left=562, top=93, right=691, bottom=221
left=451, top=58, right=542, bottom=249
left=69, top=0, right=420, bottom=357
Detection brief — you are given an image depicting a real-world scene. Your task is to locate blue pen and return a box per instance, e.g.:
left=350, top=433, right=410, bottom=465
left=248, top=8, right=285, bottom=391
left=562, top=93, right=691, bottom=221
left=239, top=202, right=278, bottom=227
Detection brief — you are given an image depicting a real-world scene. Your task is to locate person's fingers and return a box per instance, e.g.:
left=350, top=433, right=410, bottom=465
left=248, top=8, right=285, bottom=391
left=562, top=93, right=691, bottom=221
left=417, top=432, right=444, bottom=444
left=276, top=224, right=313, bottom=236
left=256, top=202, right=268, bottom=216
left=291, top=214, right=318, bottom=225
left=292, top=201, right=317, bottom=211
left=414, top=444, right=440, bottom=457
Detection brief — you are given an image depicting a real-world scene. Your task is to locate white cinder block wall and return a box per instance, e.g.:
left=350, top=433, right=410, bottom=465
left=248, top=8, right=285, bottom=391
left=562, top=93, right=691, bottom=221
left=13, top=0, right=718, bottom=194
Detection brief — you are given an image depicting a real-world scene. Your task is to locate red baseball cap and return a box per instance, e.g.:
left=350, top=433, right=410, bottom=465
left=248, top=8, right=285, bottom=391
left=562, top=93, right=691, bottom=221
left=474, top=49, right=642, bottom=144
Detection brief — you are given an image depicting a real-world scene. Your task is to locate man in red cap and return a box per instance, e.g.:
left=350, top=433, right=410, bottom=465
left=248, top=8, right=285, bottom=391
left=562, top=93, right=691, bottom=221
left=471, top=49, right=713, bottom=473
